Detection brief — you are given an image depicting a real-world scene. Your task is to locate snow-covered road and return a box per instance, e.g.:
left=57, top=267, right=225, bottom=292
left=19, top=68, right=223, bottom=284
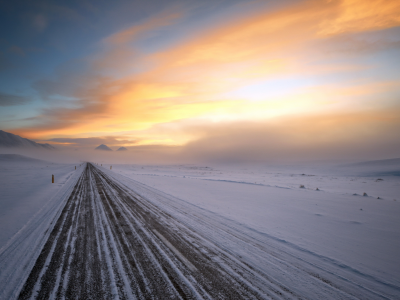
left=19, top=163, right=271, bottom=299
left=4, top=163, right=400, bottom=299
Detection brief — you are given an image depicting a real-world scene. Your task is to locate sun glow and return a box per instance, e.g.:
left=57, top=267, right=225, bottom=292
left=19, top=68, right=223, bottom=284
left=3, top=0, right=399, bottom=155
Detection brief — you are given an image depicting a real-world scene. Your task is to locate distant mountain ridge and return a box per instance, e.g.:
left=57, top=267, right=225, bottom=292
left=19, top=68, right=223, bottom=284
left=0, top=154, right=46, bottom=163
left=117, top=147, right=127, bottom=151
left=95, top=144, right=112, bottom=151
left=0, top=130, right=56, bottom=150
left=350, top=158, right=400, bottom=167
left=340, top=157, right=400, bottom=177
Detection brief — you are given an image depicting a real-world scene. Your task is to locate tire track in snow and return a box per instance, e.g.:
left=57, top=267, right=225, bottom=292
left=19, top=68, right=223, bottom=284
left=17, top=163, right=272, bottom=299
left=100, top=166, right=400, bottom=300
left=18, top=163, right=394, bottom=299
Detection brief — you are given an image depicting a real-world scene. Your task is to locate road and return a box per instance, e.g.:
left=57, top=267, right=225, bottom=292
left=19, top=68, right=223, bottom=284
left=16, top=163, right=397, bottom=299
left=18, top=163, right=269, bottom=299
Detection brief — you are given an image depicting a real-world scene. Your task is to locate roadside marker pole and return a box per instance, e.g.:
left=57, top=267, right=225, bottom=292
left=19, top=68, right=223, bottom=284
left=75, top=166, right=76, bottom=170
left=52, top=175, right=54, bottom=183
left=110, top=166, right=112, bottom=170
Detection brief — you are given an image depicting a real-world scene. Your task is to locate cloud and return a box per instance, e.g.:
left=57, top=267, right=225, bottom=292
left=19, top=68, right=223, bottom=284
left=8, top=46, right=25, bottom=56
left=32, top=63, right=89, bottom=101
left=104, top=10, right=182, bottom=45
left=0, top=51, right=14, bottom=71
left=0, top=93, right=30, bottom=106
left=318, top=0, right=400, bottom=36
left=89, top=8, right=184, bottom=76
left=313, top=29, right=400, bottom=56
left=179, top=108, right=400, bottom=163
left=38, top=107, right=400, bottom=164
left=13, top=0, right=400, bottom=154
left=32, top=14, right=47, bottom=32
left=44, top=136, right=139, bottom=148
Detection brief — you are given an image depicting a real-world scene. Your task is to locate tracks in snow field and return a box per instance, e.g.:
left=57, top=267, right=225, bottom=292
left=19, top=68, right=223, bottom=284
left=18, top=164, right=268, bottom=299
left=17, top=163, right=400, bottom=299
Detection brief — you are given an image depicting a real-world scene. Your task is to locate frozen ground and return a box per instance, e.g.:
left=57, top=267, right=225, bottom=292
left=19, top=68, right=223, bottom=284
left=104, top=162, right=400, bottom=289
left=0, top=154, right=83, bottom=249
left=0, top=156, right=399, bottom=299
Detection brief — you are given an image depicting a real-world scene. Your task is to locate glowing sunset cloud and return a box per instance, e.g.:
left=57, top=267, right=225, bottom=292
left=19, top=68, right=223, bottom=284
left=1, top=0, right=399, bottom=161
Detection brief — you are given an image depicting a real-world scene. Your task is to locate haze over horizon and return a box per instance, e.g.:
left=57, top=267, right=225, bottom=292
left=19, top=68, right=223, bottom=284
left=1, top=0, right=399, bottom=163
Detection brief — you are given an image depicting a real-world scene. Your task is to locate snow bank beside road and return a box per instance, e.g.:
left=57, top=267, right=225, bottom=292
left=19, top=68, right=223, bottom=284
left=0, top=157, right=83, bottom=249
left=0, top=157, right=84, bottom=299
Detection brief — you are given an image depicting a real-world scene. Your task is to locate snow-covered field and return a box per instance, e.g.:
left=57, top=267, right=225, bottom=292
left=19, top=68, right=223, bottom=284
left=103, top=162, right=400, bottom=288
left=0, top=155, right=85, bottom=299
left=0, top=155, right=399, bottom=298
left=0, top=155, right=83, bottom=249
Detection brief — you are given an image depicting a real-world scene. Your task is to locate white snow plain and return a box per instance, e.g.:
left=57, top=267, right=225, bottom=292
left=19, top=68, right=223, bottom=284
left=0, top=155, right=84, bottom=299
left=0, top=155, right=83, bottom=249
left=101, top=162, right=400, bottom=290
left=0, top=155, right=399, bottom=298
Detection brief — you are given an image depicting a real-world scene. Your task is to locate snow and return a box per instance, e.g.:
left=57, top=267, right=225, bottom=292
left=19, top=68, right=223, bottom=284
left=0, top=156, right=84, bottom=299
left=0, top=156, right=83, bottom=249
left=0, top=157, right=399, bottom=298
left=102, top=163, right=400, bottom=288
left=95, top=144, right=112, bottom=151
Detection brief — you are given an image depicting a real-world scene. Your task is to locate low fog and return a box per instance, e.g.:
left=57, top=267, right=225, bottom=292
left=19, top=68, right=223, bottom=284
left=1, top=112, right=399, bottom=166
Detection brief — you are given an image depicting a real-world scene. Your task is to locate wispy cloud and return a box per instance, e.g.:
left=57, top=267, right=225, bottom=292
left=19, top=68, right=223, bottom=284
left=105, top=10, right=182, bottom=45
left=32, top=14, right=47, bottom=32
left=318, top=0, right=400, bottom=36
left=11, top=0, right=400, bottom=163
left=44, top=136, right=139, bottom=148
left=178, top=108, right=400, bottom=162
left=8, top=46, right=25, bottom=56
left=0, top=93, right=30, bottom=106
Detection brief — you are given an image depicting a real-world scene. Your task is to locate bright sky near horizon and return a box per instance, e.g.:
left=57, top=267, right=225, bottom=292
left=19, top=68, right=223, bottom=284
left=1, top=0, right=399, bottom=162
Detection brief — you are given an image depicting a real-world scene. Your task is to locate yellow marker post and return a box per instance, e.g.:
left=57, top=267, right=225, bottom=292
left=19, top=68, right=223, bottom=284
left=52, top=175, right=54, bottom=183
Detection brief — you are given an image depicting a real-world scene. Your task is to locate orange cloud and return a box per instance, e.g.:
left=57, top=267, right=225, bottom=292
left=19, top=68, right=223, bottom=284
left=318, top=0, right=400, bottom=36
left=16, top=0, right=400, bottom=146
left=178, top=107, right=400, bottom=162
left=105, top=10, right=182, bottom=45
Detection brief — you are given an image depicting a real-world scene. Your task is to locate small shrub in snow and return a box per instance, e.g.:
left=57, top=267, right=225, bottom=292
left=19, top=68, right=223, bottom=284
left=316, top=187, right=319, bottom=191
left=299, top=184, right=305, bottom=188
left=363, top=192, right=368, bottom=197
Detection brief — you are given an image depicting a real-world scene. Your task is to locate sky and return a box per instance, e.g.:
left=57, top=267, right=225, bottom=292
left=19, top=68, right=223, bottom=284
left=0, top=0, right=399, bottom=163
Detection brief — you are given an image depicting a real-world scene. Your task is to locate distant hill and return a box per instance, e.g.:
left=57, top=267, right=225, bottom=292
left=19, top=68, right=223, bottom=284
left=0, top=154, right=46, bottom=163
left=341, top=157, right=400, bottom=176
left=351, top=158, right=400, bottom=167
left=117, top=147, right=127, bottom=151
left=0, top=130, right=56, bottom=150
left=95, top=144, right=112, bottom=151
